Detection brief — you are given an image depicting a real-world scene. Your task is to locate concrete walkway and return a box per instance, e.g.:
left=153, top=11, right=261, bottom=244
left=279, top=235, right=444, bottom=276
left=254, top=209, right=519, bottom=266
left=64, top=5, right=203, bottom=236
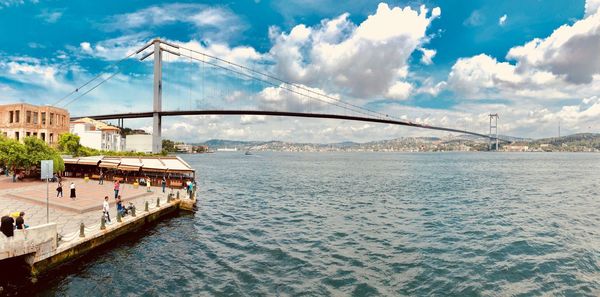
left=0, top=176, right=186, bottom=238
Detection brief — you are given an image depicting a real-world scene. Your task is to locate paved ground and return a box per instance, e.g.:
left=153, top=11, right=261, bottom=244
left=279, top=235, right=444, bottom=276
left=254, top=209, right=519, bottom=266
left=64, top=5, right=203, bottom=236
left=0, top=176, right=186, bottom=237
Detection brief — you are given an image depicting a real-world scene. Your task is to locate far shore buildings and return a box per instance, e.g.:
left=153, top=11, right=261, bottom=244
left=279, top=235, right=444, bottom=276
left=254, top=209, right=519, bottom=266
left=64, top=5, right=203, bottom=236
left=70, top=117, right=125, bottom=151
left=0, top=103, right=70, bottom=145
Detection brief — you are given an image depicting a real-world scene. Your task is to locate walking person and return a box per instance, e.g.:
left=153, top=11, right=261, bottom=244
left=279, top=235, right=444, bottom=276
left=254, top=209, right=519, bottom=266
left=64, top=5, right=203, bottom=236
left=103, top=196, right=111, bottom=223
left=114, top=180, right=120, bottom=199
left=161, top=176, right=166, bottom=193
left=70, top=182, right=76, bottom=199
left=56, top=181, right=63, bottom=197
left=99, top=170, right=104, bottom=185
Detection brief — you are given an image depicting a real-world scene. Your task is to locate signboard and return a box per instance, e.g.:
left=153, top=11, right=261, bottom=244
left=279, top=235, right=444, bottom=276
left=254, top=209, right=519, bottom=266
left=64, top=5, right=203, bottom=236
left=41, top=160, right=53, bottom=180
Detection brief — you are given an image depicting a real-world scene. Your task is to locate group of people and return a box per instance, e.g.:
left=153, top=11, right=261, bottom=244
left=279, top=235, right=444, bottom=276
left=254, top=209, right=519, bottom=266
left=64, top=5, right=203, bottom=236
left=0, top=212, right=28, bottom=238
left=56, top=181, right=77, bottom=199
left=102, top=194, right=134, bottom=224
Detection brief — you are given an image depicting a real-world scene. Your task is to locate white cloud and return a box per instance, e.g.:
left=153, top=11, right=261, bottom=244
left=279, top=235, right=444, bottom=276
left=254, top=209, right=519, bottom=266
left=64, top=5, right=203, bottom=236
left=37, top=9, right=63, bottom=23
left=385, top=81, right=413, bottom=100
left=105, top=4, right=245, bottom=41
left=448, top=8, right=600, bottom=101
left=80, top=42, right=92, bottom=53
left=506, top=10, right=600, bottom=84
left=240, top=115, right=266, bottom=125
left=257, top=83, right=340, bottom=112
left=464, top=10, right=484, bottom=27
left=0, top=0, right=36, bottom=9
left=499, top=14, right=507, bottom=26
left=268, top=3, right=441, bottom=98
left=586, top=0, right=600, bottom=17
left=419, top=48, right=436, bottom=65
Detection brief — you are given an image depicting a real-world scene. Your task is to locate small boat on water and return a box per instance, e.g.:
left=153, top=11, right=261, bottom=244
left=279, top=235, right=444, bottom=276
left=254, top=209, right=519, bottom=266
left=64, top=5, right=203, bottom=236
left=245, top=150, right=252, bottom=155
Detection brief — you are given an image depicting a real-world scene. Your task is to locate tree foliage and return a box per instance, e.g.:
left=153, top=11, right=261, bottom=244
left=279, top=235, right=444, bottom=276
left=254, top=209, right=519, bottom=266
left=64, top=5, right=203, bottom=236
left=58, top=133, right=83, bottom=156
left=0, top=136, right=64, bottom=173
left=162, top=139, right=177, bottom=152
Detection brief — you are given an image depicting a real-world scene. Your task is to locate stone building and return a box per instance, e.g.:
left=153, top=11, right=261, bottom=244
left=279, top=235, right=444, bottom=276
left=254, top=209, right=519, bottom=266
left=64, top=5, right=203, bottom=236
left=0, top=103, right=70, bottom=145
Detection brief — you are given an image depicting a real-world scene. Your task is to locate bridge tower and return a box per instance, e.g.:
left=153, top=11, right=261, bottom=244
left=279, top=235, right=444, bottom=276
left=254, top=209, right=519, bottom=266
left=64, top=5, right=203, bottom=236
left=137, top=38, right=180, bottom=154
left=489, top=113, right=499, bottom=151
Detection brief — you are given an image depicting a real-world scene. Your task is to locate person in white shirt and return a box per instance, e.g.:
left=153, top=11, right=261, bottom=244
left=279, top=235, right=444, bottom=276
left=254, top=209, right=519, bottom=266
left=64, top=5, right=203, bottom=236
left=103, top=196, right=111, bottom=223
left=70, top=182, right=76, bottom=199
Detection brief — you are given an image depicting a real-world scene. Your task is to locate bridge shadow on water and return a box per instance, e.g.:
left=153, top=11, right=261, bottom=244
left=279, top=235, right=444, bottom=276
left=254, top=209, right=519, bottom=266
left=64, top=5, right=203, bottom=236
left=0, top=211, right=194, bottom=296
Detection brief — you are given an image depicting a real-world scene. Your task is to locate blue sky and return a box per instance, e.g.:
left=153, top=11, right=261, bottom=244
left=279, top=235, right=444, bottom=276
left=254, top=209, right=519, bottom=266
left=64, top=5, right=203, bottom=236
left=1, top=0, right=599, bottom=142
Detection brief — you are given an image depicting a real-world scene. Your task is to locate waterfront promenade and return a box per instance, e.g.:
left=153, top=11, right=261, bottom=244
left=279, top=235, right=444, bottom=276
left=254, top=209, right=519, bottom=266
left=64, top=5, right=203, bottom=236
left=0, top=176, right=176, bottom=237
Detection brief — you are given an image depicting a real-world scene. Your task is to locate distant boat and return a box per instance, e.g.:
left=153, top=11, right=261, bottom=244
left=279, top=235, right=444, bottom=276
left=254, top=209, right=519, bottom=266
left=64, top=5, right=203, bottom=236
left=245, top=150, right=252, bottom=155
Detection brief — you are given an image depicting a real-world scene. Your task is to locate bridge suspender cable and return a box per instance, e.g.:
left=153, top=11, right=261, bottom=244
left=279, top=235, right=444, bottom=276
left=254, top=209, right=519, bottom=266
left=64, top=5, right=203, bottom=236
left=176, top=44, right=395, bottom=121
left=51, top=50, right=139, bottom=107
left=177, top=51, right=379, bottom=120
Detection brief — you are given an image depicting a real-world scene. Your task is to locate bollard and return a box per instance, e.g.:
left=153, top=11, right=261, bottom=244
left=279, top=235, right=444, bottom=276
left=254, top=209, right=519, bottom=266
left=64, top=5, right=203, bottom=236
left=79, top=223, right=85, bottom=237
left=176, top=191, right=180, bottom=199
left=131, top=205, right=136, bottom=217
left=100, top=215, right=106, bottom=230
left=145, top=201, right=149, bottom=212
left=156, top=197, right=160, bottom=207
left=117, top=211, right=122, bottom=223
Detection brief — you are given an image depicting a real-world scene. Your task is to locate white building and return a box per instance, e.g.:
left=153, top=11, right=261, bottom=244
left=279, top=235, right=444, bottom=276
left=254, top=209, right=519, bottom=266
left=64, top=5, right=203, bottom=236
left=70, top=118, right=125, bottom=151
left=126, top=134, right=153, bottom=153
left=175, top=144, right=193, bottom=153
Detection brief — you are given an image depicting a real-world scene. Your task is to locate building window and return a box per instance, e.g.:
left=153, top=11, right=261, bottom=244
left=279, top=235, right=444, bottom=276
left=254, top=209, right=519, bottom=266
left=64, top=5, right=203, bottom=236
left=49, top=133, right=54, bottom=143
left=33, top=132, right=37, bottom=138
left=15, top=110, right=19, bottom=123
left=41, top=133, right=45, bottom=141
left=26, top=111, right=31, bottom=123
left=50, top=113, right=54, bottom=125
left=15, top=132, right=19, bottom=140
left=26, top=132, right=31, bottom=137
left=9, top=111, right=13, bottom=123
left=41, top=112, right=46, bottom=125
left=33, top=112, right=38, bottom=124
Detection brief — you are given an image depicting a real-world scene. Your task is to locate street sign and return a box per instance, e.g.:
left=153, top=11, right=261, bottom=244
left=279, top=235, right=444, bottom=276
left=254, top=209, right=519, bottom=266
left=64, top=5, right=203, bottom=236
left=41, top=160, right=53, bottom=180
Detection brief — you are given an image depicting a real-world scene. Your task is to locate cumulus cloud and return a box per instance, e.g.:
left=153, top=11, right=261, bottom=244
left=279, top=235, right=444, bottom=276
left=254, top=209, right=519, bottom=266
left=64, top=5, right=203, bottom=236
left=448, top=8, right=600, bottom=101
left=268, top=3, right=440, bottom=98
left=499, top=14, right=507, bottom=26
left=257, top=83, right=340, bottom=112
left=506, top=10, right=600, bottom=84
left=385, top=81, right=413, bottom=100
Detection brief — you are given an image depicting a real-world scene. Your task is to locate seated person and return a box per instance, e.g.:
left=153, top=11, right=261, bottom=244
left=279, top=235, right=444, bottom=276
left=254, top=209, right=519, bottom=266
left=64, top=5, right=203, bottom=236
left=116, top=197, right=126, bottom=216
left=1, top=216, right=14, bottom=237
left=15, top=212, right=28, bottom=229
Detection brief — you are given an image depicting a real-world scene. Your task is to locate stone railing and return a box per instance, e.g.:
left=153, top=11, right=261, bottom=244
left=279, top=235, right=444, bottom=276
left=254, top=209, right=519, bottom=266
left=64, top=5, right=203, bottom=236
left=0, top=223, right=58, bottom=263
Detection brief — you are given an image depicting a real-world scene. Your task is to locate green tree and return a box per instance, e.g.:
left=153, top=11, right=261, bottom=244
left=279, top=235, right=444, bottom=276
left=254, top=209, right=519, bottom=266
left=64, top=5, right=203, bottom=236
left=58, top=133, right=82, bottom=156
left=23, top=137, right=65, bottom=173
left=0, top=136, right=27, bottom=171
left=162, top=139, right=177, bottom=152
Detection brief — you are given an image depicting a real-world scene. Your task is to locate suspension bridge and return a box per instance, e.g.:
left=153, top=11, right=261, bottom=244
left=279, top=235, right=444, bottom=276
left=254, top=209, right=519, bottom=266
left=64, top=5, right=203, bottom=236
left=59, top=38, right=505, bottom=153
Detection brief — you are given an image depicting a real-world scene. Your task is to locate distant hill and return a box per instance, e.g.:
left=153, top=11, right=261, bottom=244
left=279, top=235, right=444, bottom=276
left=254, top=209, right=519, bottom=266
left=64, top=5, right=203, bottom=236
left=528, top=133, right=600, bottom=148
